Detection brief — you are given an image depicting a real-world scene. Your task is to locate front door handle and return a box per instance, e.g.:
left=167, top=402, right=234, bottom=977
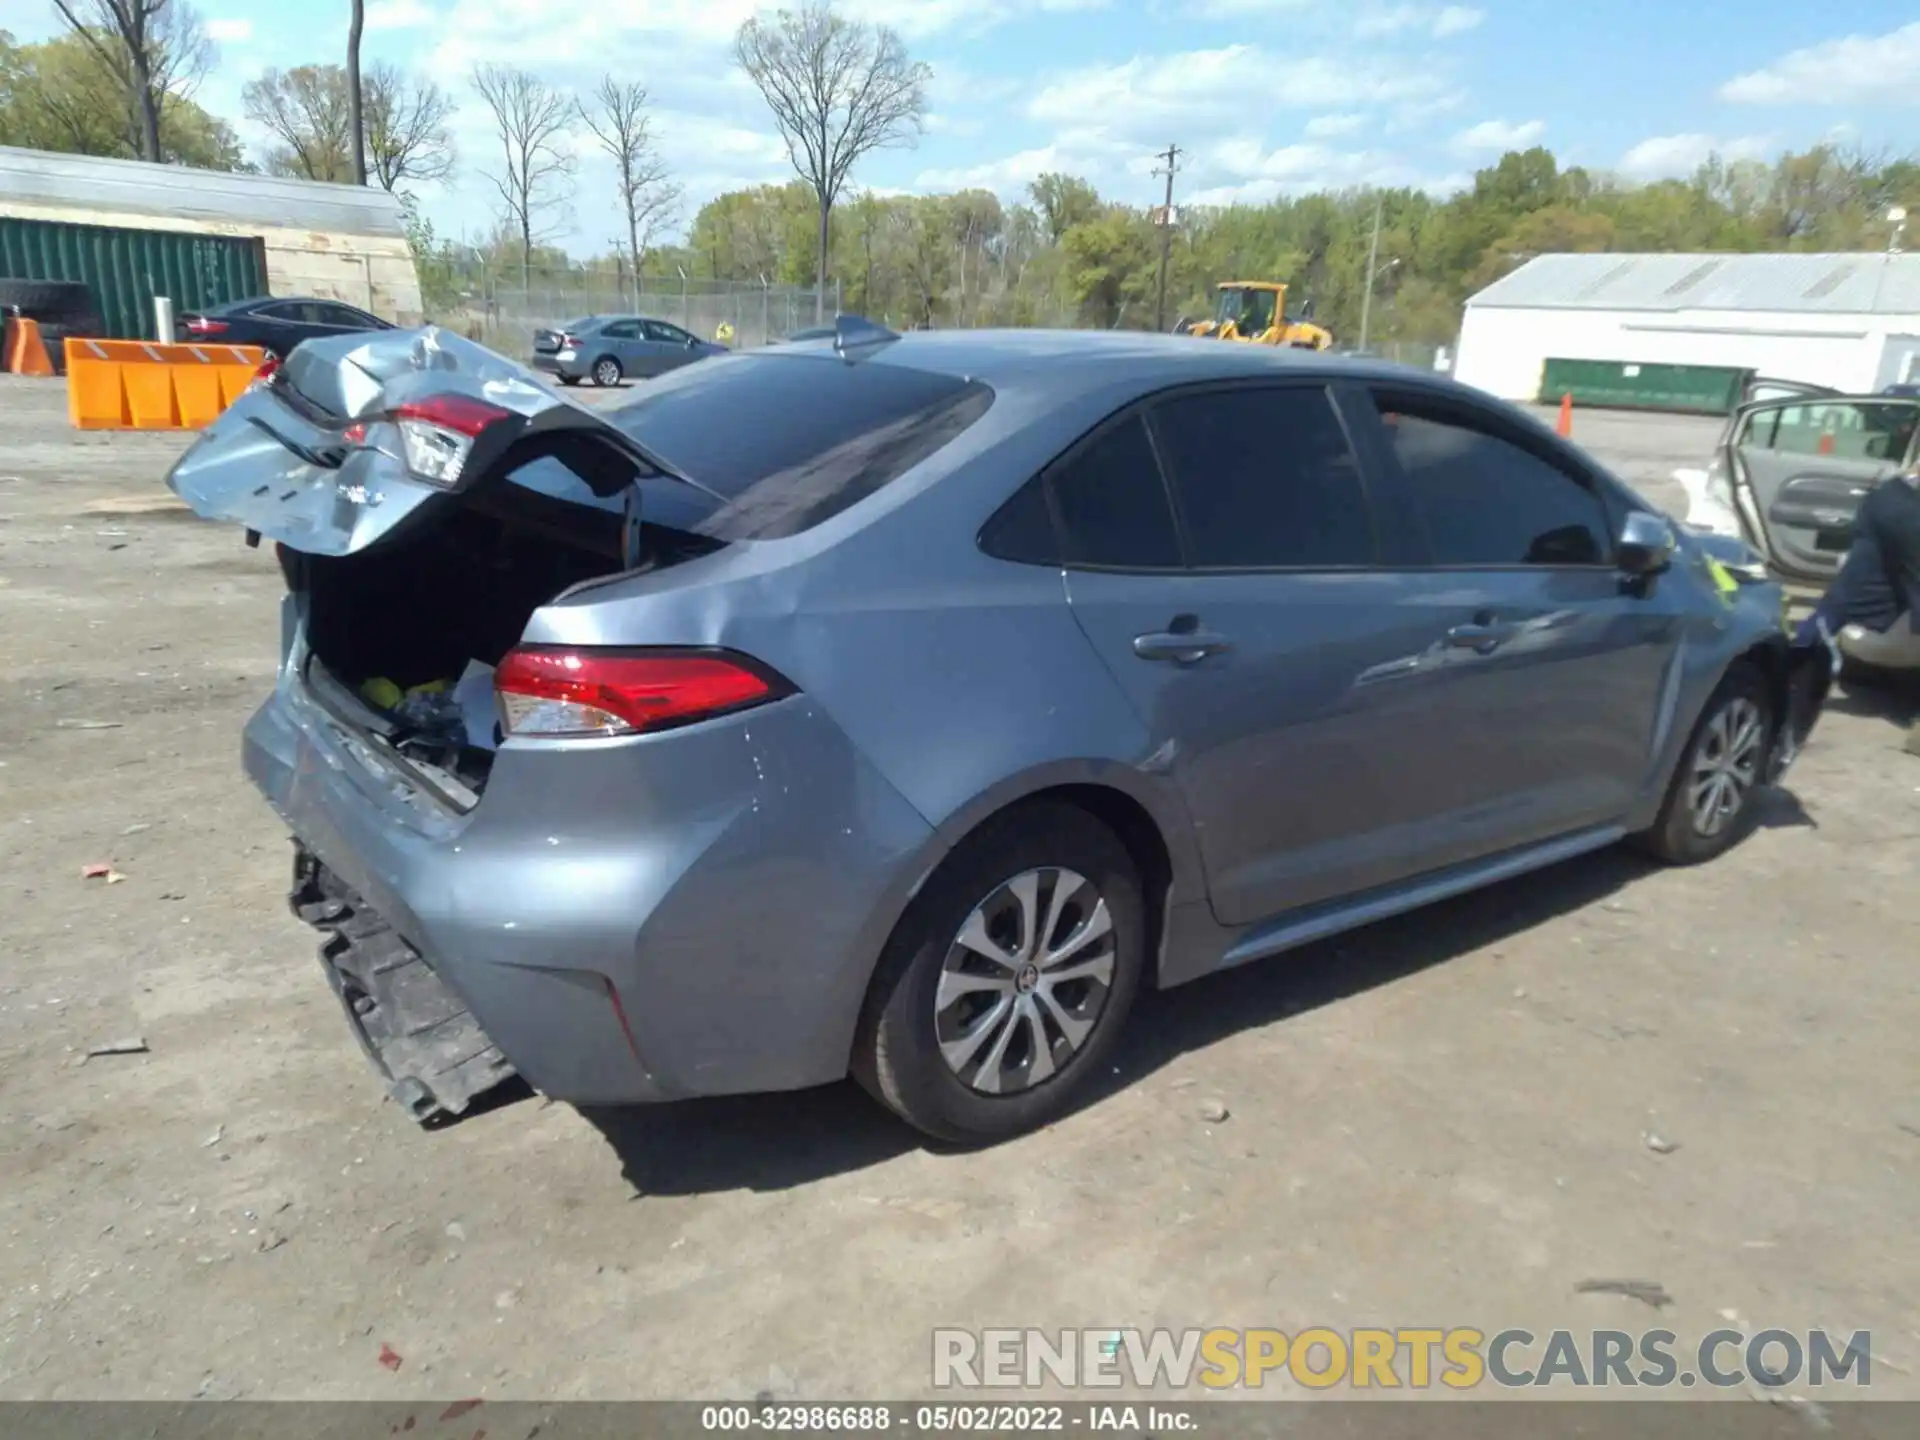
left=1133, top=629, right=1233, bottom=664
left=1445, top=621, right=1514, bottom=655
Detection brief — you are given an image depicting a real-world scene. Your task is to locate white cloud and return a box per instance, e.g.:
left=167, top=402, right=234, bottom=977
left=204, top=17, right=253, bottom=43
left=1451, top=117, right=1546, bottom=153
left=1616, top=132, right=1775, bottom=180
left=1432, top=5, right=1484, bottom=37
left=367, top=0, right=436, bottom=28
left=1305, top=112, right=1368, bottom=138
left=1718, top=22, right=1920, bottom=106
left=1028, top=45, right=1447, bottom=139
left=1355, top=3, right=1483, bottom=38
left=1184, top=0, right=1313, bottom=15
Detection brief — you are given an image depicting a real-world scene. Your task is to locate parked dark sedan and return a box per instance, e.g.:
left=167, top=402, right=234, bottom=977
left=178, top=296, right=394, bottom=358
left=530, top=314, right=727, bottom=386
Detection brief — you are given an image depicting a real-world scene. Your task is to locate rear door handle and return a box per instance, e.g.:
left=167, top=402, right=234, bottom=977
left=1133, top=630, right=1233, bottom=664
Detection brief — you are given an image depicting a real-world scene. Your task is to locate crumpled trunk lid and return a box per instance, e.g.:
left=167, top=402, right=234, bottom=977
left=166, top=326, right=650, bottom=557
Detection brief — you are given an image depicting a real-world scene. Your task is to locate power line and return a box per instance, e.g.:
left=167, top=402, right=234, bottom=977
left=1152, top=142, right=1183, bottom=333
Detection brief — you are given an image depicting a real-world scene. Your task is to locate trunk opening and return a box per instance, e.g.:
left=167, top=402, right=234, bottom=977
left=286, top=452, right=723, bottom=802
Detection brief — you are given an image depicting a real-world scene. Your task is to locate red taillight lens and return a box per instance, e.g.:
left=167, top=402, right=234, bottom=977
left=559, top=333, right=580, bottom=350
left=185, top=316, right=228, bottom=335
left=494, top=648, right=787, bottom=738
left=246, top=354, right=281, bottom=392
left=389, top=394, right=510, bottom=486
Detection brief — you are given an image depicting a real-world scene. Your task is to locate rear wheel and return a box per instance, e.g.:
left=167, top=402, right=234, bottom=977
left=1636, top=662, right=1774, bottom=864
left=854, top=803, right=1146, bottom=1143
left=592, top=356, right=622, bottom=387
left=556, top=374, right=580, bottom=386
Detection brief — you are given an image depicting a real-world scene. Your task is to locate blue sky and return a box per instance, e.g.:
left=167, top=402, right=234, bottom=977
left=2, top=0, right=1916, bottom=252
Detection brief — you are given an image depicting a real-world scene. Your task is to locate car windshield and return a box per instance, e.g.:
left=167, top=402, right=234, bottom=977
left=604, top=353, right=994, bottom=541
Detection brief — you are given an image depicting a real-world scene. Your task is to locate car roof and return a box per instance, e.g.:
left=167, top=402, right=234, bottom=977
left=767, top=327, right=1445, bottom=404
left=210, top=296, right=357, bottom=315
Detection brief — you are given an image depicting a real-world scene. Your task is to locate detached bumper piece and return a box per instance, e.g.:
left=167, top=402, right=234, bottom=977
left=290, top=846, right=518, bottom=1124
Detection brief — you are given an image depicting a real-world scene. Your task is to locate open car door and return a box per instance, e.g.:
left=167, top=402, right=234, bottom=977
left=167, top=327, right=667, bottom=557
left=1717, top=395, right=1920, bottom=584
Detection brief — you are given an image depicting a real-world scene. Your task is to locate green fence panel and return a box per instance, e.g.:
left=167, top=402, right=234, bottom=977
left=1540, top=358, right=1752, bottom=416
left=0, top=217, right=265, bottom=339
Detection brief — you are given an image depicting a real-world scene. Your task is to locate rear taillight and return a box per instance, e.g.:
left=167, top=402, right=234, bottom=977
left=559, top=333, right=580, bottom=350
left=493, top=647, right=789, bottom=738
left=246, top=354, right=281, bottom=392
left=185, top=316, right=228, bottom=335
left=390, top=394, right=510, bottom=486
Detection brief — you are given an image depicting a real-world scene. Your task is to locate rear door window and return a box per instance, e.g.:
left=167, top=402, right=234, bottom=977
left=1148, top=385, right=1375, bottom=568
left=1046, top=413, right=1182, bottom=570
left=643, top=320, right=689, bottom=344
left=610, top=354, right=994, bottom=541
left=600, top=320, right=641, bottom=340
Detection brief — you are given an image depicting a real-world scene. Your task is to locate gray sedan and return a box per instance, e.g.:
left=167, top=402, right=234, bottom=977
left=531, top=314, right=727, bottom=386
left=165, top=322, right=1830, bottom=1142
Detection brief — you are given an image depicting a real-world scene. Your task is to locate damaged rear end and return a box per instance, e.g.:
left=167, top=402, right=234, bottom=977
left=167, top=328, right=744, bottom=1122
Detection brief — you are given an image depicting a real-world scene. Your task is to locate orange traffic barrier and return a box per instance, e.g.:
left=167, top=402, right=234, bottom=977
left=3, top=315, right=56, bottom=377
left=1556, top=392, right=1573, bottom=438
left=65, top=337, right=268, bottom=431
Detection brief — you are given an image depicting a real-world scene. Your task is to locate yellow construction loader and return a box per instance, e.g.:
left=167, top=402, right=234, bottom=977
left=1176, top=281, right=1333, bottom=350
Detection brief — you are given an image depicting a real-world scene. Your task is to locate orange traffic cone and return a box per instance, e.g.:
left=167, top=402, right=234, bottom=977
left=1556, top=392, right=1573, bottom=438
left=3, top=315, right=55, bottom=377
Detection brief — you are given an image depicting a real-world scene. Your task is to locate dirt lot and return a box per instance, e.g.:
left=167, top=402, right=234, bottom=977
left=2, top=375, right=1918, bottom=1403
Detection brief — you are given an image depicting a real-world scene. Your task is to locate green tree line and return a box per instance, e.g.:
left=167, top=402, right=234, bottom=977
left=643, top=145, right=1920, bottom=345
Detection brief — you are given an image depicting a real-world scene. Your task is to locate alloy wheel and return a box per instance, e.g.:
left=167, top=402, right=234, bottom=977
left=1688, top=695, right=1764, bottom=837
left=934, top=867, right=1117, bottom=1096
left=594, top=359, right=620, bottom=386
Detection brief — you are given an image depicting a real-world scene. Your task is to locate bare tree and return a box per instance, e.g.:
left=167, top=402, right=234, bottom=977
left=471, top=63, right=576, bottom=288
left=578, top=76, right=681, bottom=311
left=346, top=0, right=366, bottom=184
left=243, top=65, right=353, bottom=181
left=366, top=62, right=455, bottom=190
left=734, top=1, right=929, bottom=321
left=51, top=0, right=212, bottom=163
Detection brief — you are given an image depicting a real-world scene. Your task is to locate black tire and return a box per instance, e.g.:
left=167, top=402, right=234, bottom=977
left=1635, top=662, right=1775, bottom=865
left=592, top=356, right=622, bottom=387
left=853, top=802, right=1147, bottom=1143
left=0, top=278, right=97, bottom=322
left=33, top=313, right=104, bottom=376
left=556, top=374, right=580, bottom=387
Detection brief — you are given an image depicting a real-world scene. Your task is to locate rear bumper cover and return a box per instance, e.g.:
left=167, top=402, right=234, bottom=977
left=243, top=667, right=939, bottom=1109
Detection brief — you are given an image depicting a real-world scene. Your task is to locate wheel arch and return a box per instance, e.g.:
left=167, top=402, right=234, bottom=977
left=838, top=766, right=1201, bottom=1076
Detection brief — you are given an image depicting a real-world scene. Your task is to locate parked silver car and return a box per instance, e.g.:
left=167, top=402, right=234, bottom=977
left=530, top=313, right=727, bottom=387
left=166, top=323, right=1829, bottom=1142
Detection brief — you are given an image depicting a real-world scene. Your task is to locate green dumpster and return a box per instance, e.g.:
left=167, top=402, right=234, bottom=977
left=1539, top=358, right=1752, bottom=416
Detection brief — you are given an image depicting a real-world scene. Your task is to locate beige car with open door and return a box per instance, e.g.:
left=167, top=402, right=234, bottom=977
left=1694, top=392, right=1920, bottom=674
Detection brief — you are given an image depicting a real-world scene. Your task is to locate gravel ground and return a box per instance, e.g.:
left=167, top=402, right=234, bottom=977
left=1, top=374, right=1917, bottom=1404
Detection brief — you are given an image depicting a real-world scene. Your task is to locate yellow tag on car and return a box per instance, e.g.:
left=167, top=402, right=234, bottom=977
left=1703, top=556, right=1740, bottom=600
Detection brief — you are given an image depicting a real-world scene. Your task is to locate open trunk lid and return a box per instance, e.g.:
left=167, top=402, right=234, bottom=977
left=166, top=326, right=660, bottom=557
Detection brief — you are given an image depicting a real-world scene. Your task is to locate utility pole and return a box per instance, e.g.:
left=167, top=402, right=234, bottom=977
left=347, top=0, right=367, bottom=185
left=1358, top=192, right=1383, bottom=352
left=1152, top=142, right=1183, bottom=333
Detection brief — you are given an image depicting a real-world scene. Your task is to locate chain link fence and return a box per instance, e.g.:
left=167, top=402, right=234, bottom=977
left=426, top=262, right=842, bottom=352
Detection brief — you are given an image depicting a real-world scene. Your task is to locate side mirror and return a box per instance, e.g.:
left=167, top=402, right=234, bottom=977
left=686, top=335, right=699, bottom=348
left=1617, top=512, right=1676, bottom=576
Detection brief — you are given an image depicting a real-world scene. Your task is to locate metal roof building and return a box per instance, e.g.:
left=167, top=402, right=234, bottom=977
left=1453, top=251, right=1920, bottom=402
left=0, top=146, right=422, bottom=332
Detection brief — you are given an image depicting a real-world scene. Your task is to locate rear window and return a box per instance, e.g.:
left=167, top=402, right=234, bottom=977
left=608, top=353, right=994, bottom=541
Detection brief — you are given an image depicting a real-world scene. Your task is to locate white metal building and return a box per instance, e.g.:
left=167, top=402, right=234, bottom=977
left=1453, top=251, right=1920, bottom=401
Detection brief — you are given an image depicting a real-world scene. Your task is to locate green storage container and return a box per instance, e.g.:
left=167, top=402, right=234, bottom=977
left=0, top=216, right=267, bottom=340
left=1539, top=358, right=1752, bottom=416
